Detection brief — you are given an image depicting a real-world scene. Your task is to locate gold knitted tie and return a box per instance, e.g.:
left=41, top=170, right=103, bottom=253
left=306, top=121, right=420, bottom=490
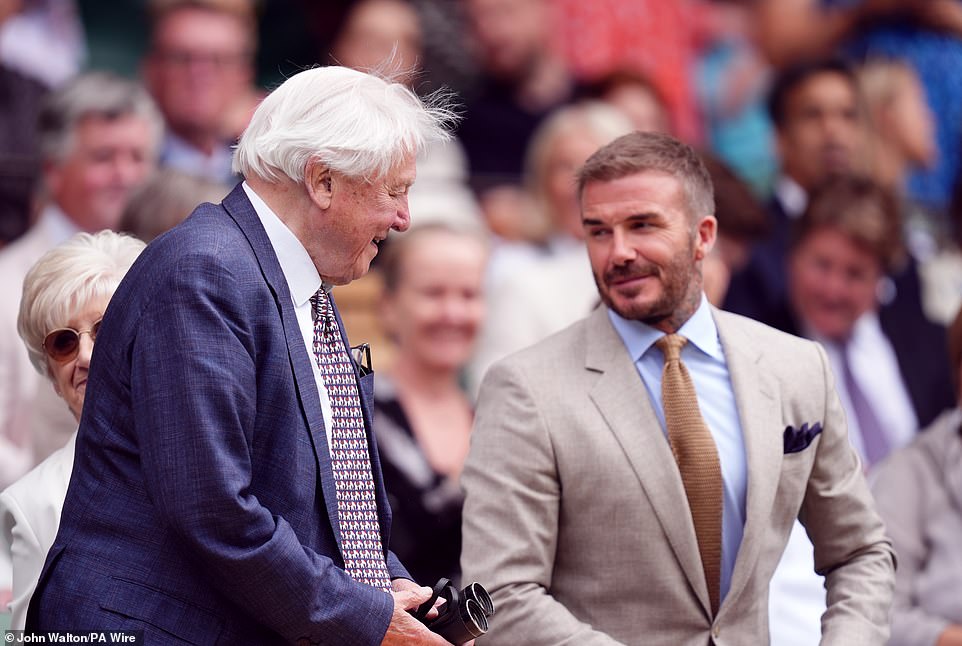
left=656, top=333, right=723, bottom=615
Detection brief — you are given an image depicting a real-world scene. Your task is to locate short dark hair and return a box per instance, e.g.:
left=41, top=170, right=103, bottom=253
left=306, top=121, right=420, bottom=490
left=768, top=58, right=856, bottom=128
left=792, top=174, right=904, bottom=270
left=576, top=131, right=714, bottom=220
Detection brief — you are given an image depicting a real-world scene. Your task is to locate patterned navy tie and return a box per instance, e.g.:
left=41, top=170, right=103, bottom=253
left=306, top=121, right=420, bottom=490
left=311, top=288, right=392, bottom=592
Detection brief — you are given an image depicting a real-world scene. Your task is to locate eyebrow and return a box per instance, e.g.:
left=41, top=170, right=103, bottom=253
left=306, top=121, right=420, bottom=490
left=582, top=213, right=659, bottom=227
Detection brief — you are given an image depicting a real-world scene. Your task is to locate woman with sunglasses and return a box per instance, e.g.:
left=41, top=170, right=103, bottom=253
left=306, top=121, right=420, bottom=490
left=0, top=230, right=144, bottom=629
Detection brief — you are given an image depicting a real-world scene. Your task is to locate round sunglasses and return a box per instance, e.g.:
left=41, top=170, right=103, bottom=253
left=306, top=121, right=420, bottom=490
left=42, top=319, right=103, bottom=363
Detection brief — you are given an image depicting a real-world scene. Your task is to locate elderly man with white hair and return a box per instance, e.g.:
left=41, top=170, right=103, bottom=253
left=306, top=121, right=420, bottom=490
left=27, top=66, right=455, bottom=645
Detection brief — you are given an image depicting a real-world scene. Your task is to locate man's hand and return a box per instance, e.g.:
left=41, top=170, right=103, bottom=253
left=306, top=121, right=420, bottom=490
left=381, top=582, right=450, bottom=646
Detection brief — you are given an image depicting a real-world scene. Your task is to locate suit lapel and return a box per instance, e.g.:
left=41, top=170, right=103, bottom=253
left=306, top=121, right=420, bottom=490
left=584, top=307, right=710, bottom=615
left=712, top=310, right=782, bottom=613
left=221, top=185, right=344, bottom=550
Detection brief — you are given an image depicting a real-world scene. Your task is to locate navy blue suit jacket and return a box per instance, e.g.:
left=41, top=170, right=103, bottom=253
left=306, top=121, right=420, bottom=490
left=26, top=185, right=408, bottom=644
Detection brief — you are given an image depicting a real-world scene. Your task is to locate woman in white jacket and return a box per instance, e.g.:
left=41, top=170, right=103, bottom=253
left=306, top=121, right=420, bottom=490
left=0, top=230, right=144, bottom=629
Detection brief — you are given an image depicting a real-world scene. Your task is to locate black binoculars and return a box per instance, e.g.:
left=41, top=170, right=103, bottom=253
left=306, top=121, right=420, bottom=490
left=413, top=578, right=495, bottom=644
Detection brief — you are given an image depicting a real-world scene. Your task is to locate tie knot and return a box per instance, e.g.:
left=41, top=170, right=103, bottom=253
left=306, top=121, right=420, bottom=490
left=655, top=333, right=688, bottom=362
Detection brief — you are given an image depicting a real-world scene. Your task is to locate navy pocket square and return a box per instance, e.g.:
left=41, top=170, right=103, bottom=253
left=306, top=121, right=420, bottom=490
left=783, top=422, right=823, bottom=454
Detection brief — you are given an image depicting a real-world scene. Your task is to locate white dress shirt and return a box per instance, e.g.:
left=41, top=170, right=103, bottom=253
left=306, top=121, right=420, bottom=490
left=242, top=183, right=333, bottom=446
left=608, top=295, right=748, bottom=603
left=814, top=312, right=918, bottom=458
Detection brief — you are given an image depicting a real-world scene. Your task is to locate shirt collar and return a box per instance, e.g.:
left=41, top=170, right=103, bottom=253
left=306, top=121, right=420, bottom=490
left=242, top=181, right=323, bottom=306
left=807, top=309, right=883, bottom=353
left=607, top=293, right=723, bottom=361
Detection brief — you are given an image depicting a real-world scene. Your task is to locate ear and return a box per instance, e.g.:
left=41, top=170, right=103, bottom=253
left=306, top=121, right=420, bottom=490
left=304, top=157, right=334, bottom=210
left=693, top=214, right=718, bottom=261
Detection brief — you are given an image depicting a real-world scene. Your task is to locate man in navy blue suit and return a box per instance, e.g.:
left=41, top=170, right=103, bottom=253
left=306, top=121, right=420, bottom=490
left=27, top=66, right=455, bottom=644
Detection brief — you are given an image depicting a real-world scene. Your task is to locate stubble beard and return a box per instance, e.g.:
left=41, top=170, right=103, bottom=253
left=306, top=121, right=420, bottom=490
left=594, top=247, right=703, bottom=333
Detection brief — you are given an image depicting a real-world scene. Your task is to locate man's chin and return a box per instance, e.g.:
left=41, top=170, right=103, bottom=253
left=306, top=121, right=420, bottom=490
left=602, top=293, right=661, bottom=323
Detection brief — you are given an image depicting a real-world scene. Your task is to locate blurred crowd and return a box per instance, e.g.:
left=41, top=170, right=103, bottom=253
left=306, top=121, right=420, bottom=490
left=1, top=0, right=961, bottom=643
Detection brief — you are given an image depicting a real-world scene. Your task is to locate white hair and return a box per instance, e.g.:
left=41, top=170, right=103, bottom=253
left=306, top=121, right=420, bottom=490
left=232, top=65, right=457, bottom=183
left=18, top=230, right=146, bottom=378
left=38, top=72, right=164, bottom=162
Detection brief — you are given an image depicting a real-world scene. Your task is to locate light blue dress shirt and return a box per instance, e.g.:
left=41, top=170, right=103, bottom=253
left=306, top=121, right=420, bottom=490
left=608, top=295, right=747, bottom=603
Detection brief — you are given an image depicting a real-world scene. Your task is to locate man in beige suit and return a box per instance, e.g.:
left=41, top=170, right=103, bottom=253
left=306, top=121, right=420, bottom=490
left=460, top=131, right=895, bottom=645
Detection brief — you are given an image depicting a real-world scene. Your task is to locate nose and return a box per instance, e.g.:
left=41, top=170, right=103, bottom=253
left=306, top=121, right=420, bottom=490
left=610, top=228, right=637, bottom=265
left=112, top=152, right=148, bottom=189
left=76, top=333, right=95, bottom=369
left=392, top=195, right=411, bottom=233
left=441, top=294, right=474, bottom=324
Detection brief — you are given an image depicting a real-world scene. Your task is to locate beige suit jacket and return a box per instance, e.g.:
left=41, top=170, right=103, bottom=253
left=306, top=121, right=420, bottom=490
left=461, top=306, right=895, bottom=646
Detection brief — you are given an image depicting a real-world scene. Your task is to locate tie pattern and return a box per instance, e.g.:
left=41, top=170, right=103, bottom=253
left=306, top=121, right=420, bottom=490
left=311, top=289, right=392, bottom=592
left=656, top=334, right=723, bottom=615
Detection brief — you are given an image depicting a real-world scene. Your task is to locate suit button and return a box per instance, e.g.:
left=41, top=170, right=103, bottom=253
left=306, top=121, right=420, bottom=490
left=712, top=625, right=720, bottom=639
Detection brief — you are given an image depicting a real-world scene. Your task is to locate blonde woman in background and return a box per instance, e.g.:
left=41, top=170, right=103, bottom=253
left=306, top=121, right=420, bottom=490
left=0, top=231, right=144, bottom=629
left=374, top=224, right=487, bottom=587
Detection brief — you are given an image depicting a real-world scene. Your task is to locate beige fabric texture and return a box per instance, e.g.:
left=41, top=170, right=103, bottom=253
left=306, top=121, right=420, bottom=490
left=461, top=305, right=895, bottom=646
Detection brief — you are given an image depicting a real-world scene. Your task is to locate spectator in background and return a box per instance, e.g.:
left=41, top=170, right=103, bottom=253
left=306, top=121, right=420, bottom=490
left=552, top=0, right=701, bottom=143
left=923, top=181, right=962, bottom=327
left=859, top=58, right=940, bottom=256
left=855, top=57, right=962, bottom=330
left=696, top=0, right=777, bottom=197
left=458, top=0, right=576, bottom=230
left=120, top=168, right=228, bottom=243
left=579, top=69, right=671, bottom=135
left=699, top=153, right=770, bottom=306
left=785, top=176, right=952, bottom=463
left=756, top=0, right=962, bottom=212
left=768, top=175, right=955, bottom=645
left=373, top=224, right=487, bottom=587
left=0, top=71, right=159, bottom=492
left=0, top=0, right=84, bottom=89
left=0, top=0, right=48, bottom=246
left=871, top=305, right=962, bottom=646
left=0, top=230, right=144, bottom=630
left=467, top=101, right=631, bottom=392
left=143, top=0, right=257, bottom=184
left=326, top=0, right=482, bottom=366
left=724, top=59, right=863, bottom=324
left=329, top=0, right=481, bottom=231
left=330, top=0, right=421, bottom=87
